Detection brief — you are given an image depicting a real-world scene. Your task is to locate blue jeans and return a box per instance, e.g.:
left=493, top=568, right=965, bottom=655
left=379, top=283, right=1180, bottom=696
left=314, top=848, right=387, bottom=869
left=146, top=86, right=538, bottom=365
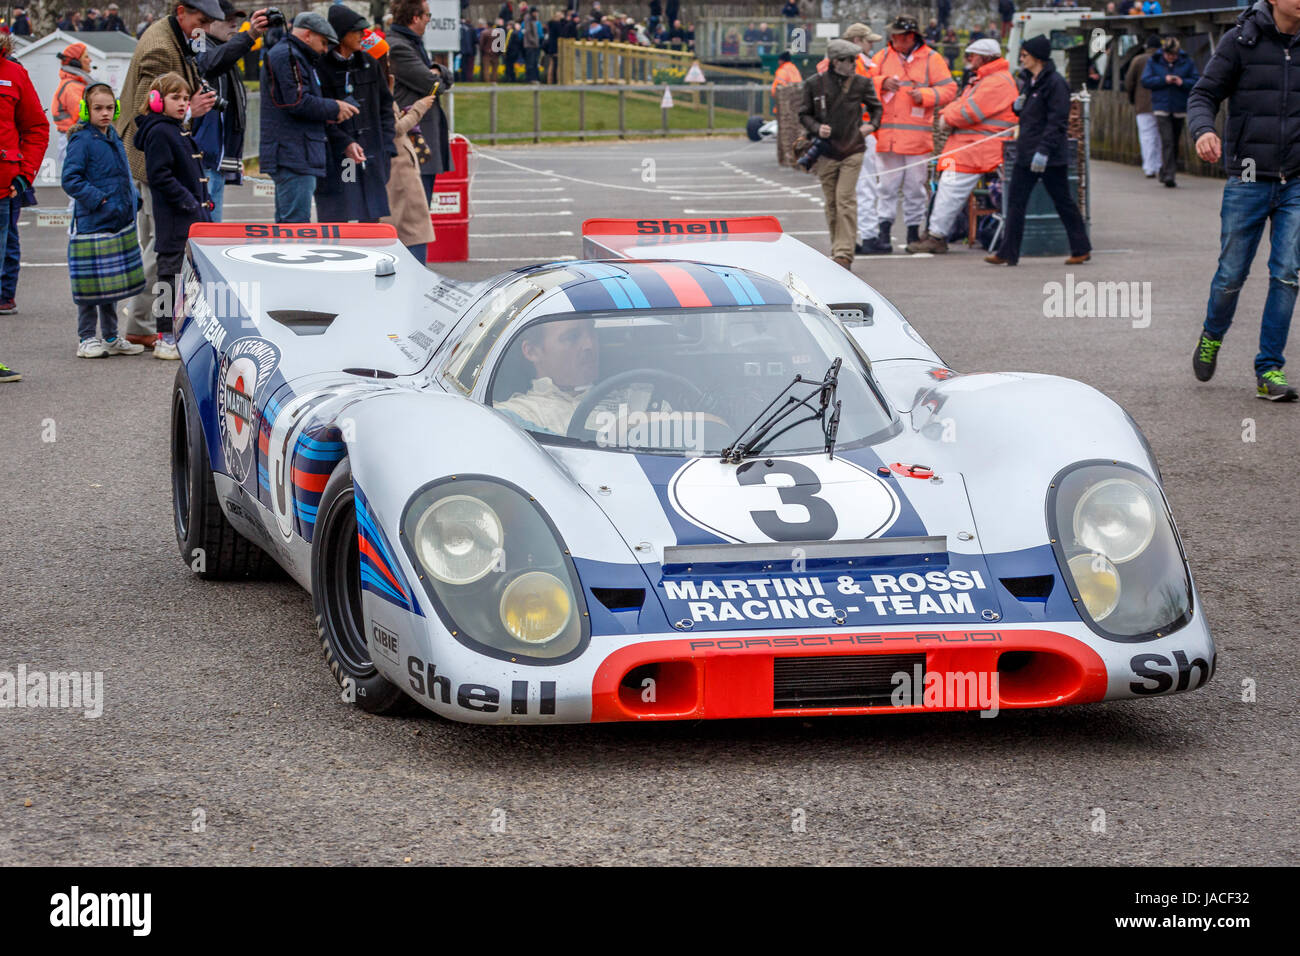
left=273, top=170, right=316, bottom=223
left=0, top=195, right=10, bottom=302
left=1204, top=176, right=1300, bottom=374
left=1, top=194, right=21, bottom=301
left=207, top=170, right=225, bottom=222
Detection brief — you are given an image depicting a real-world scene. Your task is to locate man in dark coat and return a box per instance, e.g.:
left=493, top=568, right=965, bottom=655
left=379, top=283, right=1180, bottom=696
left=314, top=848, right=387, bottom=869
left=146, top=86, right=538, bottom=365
left=1141, top=37, right=1199, bottom=186
left=388, top=0, right=455, bottom=207
left=1188, top=0, right=1300, bottom=401
left=459, top=17, right=477, bottom=81
left=987, top=34, right=1090, bottom=267
left=11, top=8, right=32, bottom=36
left=315, top=4, right=396, bottom=223
left=261, top=12, right=357, bottom=222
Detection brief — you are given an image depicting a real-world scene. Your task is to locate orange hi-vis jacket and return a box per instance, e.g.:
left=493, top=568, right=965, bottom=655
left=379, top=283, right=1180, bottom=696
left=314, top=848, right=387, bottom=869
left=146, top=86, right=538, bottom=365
left=871, top=41, right=956, bottom=154
left=771, top=59, right=803, bottom=112
left=814, top=53, right=880, bottom=121
left=938, top=57, right=1019, bottom=173
left=51, top=67, right=88, bottom=134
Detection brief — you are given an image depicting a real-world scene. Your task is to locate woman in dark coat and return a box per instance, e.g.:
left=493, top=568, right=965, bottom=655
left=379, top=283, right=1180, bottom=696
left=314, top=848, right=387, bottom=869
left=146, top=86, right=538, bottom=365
left=316, top=6, right=396, bottom=222
left=387, top=0, right=455, bottom=206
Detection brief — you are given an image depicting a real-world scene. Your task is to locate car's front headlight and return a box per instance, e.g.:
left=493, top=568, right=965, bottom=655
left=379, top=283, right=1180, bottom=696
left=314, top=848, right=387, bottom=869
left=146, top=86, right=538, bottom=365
left=1048, top=461, right=1192, bottom=641
left=401, top=477, right=588, bottom=663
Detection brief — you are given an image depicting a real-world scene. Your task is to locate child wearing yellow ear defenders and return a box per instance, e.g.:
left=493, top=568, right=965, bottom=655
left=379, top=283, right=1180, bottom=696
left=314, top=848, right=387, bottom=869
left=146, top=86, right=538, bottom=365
left=61, top=82, right=145, bottom=358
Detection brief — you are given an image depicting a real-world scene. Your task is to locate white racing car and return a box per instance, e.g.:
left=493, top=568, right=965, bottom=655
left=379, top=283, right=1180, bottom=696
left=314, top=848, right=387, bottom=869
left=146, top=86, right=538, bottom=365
left=170, top=217, right=1214, bottom=723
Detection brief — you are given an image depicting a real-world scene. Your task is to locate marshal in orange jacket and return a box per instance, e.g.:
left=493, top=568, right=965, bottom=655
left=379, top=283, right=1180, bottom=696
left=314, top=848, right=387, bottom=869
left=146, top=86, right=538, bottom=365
left=870, top=41, right=956, bottom=154
left=770, top=59, right=803, bottom=113
left=938, top=57, right=1019, bottom=174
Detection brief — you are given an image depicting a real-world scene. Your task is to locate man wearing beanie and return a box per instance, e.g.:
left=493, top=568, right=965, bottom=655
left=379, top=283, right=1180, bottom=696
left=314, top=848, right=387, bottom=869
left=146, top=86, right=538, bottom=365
left=798, top=38, right=883, bottom=269
left=988, top=34, right=1090, bottom=266
left=315, top=4, right=395, bottom=223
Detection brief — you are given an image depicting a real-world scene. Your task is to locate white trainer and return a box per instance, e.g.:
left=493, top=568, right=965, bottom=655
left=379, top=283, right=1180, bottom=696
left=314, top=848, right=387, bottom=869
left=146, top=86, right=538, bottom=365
left=77, top=338, right=107, bottom=359
left=103, top=337, right=146, bottom=355
left=153, top=339, right=180, bottom=361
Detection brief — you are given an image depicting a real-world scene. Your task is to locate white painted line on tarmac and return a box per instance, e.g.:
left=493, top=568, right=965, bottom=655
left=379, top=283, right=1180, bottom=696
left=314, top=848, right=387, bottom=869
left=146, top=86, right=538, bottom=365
left=473, top=210, right=573, bottom=217
left=470, top=187, right=567, bottom=193
left=472, top=197, right=574, bottom=204
left=681, top=207, right=823, bottom=214
left=473, top=230, right=574, bottom=237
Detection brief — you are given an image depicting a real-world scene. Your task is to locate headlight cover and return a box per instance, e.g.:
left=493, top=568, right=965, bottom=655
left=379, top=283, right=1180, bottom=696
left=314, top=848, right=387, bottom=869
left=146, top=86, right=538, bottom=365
left=401, top=476, right=588, bottom=664
left=1047, top=461, right=1193, bottom=642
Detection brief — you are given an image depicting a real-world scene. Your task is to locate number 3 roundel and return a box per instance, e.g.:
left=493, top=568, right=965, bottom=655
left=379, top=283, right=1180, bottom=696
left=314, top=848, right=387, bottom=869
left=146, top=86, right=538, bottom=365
left=667, top=455, right=900, bottom=543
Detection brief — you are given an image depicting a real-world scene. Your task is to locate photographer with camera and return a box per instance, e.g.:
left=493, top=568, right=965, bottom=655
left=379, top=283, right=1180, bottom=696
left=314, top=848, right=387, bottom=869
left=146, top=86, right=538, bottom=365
left=195, top=2, right=269, bottom=220
left=116, top=0, right=222, bottom=348
left=797, top=38, right=883, bottom=270
left=261, top=11, right=360, bottom=223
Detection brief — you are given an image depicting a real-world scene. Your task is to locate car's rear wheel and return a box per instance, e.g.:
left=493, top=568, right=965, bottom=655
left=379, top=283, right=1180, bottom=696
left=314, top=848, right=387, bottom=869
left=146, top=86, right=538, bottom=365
left=171, top=369, right=279, bottom=580
left=311, top=460, right=408, bottom=715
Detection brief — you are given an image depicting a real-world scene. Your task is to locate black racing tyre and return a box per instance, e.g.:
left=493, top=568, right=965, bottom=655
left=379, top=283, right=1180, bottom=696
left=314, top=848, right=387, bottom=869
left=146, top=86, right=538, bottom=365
left=311, top=460, right=409, bottom=715
left=746, top=115, right=765, bottom=142
left=171, top=369, right=279, bottom=580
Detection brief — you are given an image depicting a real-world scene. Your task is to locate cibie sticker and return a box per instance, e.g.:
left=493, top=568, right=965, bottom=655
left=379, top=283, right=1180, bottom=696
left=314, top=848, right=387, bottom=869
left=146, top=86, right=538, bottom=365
left=217, top=338, right=281, bottom=483
left=223, top=245, right=391, bottom=272
left=668, top=454, right=899, bottom=543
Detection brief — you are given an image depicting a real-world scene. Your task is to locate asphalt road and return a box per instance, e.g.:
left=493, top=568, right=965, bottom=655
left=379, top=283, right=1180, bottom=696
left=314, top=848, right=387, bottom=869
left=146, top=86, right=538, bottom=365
left=0, top=139, right=1296, bottom=866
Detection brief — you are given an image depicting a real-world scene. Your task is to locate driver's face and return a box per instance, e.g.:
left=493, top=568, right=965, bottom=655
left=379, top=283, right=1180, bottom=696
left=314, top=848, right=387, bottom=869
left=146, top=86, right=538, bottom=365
left=522, top=319, right=599, bottom=388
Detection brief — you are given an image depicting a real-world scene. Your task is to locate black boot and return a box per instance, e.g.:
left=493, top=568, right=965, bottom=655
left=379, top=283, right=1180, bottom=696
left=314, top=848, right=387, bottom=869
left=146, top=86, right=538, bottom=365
left=906, top=224, right=921, bottom=245
left=859, top=220, right=893, bottom=255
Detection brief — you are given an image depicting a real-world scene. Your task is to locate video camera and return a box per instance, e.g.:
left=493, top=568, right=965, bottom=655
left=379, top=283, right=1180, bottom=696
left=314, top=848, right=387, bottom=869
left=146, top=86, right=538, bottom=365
left=264, top=6, right=285, bottom=29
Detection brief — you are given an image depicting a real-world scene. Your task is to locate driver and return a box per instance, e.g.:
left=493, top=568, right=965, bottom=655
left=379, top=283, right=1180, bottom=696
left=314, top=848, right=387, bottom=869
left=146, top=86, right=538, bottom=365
left=495, top=318, right=600, bottom=435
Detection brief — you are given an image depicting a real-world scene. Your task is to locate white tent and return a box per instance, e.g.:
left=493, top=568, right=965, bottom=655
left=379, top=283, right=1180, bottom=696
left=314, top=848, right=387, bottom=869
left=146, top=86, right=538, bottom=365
left=13, top=30, right=137, bottom=186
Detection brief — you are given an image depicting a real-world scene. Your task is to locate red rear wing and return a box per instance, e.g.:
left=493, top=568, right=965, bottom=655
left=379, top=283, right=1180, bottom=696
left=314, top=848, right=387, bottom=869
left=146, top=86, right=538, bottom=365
left=189, top=222, right=399, bottom=242
left=582, top=217, right=783, bottom=258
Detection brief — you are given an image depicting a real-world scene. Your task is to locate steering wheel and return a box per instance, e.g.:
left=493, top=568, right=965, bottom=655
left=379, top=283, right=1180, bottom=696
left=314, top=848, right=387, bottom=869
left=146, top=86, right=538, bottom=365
left=566, top=368, right=708, bottom=440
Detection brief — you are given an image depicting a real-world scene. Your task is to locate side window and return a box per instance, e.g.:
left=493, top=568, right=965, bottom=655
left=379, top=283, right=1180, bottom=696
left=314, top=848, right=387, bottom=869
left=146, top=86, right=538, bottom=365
left=443, top=280, right=543, bottom=394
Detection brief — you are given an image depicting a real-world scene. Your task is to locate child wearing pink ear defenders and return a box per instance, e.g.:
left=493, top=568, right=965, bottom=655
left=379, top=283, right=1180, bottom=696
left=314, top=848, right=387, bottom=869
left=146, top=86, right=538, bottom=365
left=131, top=71, right=213, bottom=361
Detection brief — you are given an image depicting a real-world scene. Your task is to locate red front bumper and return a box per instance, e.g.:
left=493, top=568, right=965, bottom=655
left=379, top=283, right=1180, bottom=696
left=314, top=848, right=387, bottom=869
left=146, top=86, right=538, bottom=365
left=591, top=628, right=1108, bottom=722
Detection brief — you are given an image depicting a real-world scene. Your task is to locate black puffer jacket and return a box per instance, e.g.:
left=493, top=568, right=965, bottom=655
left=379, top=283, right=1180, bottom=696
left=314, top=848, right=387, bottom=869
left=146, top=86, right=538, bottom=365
left=1013, top=58, right=1071, bottom=167
left=1188, top=0, right=1300, bottom=181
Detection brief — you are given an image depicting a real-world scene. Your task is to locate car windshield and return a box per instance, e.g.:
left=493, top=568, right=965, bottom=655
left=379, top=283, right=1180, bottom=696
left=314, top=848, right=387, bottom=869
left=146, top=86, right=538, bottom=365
left=487, top=306, right=895, bottom=456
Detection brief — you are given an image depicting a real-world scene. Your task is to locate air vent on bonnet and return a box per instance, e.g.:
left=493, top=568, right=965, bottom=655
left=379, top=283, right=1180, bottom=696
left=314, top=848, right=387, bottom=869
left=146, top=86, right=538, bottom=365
left=828, top=302, right=874, bottom=327
left=591, top=587, right=645, bottom=612
left=1000, top=575, right=1055, bottom=600
left=773, top=653, right=922, bottom=709
left=267, top=309, right=337, bottom=336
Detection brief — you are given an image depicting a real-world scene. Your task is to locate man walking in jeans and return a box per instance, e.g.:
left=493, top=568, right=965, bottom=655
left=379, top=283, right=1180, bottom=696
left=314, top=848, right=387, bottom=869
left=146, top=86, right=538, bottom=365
left=1189, top=0, right=1300, bottom=401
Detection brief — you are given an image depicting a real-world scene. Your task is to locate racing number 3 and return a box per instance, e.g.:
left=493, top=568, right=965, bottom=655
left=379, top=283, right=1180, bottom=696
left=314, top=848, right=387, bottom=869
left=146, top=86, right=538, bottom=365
left=250, top=249, right=368, bottom=265
left=735, top=459, right=838, bottom=540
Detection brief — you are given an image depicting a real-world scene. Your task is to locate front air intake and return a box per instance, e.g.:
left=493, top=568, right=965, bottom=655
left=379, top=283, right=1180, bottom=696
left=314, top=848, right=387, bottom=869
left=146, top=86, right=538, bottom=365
left=773, top=654, right=923, bottom=709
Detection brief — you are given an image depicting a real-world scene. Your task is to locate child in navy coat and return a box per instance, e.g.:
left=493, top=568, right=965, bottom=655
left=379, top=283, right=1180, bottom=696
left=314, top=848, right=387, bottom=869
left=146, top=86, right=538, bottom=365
left=61, top=82, right=145, bottom=358
left=132, top=71, right=212, bottom=360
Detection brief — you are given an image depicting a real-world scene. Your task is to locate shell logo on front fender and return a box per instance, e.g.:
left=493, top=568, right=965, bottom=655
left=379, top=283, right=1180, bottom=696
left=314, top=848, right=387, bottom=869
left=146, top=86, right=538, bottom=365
left=667, top=455, right=899, bottom=543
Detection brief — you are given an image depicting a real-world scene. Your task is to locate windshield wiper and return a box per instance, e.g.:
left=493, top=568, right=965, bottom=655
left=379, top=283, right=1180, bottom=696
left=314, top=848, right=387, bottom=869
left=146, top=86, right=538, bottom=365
left=720, top=358, right=843, bottom=464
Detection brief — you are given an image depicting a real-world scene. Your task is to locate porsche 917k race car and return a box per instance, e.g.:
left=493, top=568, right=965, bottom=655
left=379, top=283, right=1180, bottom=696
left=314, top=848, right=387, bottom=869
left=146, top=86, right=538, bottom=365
left=170, top=217, right=1214, bottom=723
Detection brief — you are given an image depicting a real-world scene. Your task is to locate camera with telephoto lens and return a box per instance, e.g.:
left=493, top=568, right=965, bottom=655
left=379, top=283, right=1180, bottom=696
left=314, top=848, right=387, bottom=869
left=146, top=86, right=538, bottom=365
left=796, top=136, right=830, bottom=171
left=200, top=81, right=228, bottom=113
left=265, top=6, right=285, bottom=28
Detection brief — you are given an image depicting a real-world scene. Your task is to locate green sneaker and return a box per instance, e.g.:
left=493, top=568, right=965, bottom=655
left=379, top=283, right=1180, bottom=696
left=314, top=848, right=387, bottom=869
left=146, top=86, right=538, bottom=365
left=1256, top=368, right=1298, bottom=402
left=0, top=361, right=20, bottom=383
left=1193, top=333, right=1223, bottom=382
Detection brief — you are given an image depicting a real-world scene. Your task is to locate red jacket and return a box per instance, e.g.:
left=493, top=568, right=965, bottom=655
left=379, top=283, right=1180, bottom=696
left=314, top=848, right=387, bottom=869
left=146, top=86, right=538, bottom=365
left=938, top=58, right=1018, bottom=173
left=0, top=54, right=49, bottom=194
left=871, top=41, right=956, bottom=154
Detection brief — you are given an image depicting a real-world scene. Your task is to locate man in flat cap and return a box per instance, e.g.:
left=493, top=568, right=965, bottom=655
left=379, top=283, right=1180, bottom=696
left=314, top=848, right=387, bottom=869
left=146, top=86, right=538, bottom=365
left=798, top=37, right=883, bottom=269
left=260, top=11, right=360, bottom=222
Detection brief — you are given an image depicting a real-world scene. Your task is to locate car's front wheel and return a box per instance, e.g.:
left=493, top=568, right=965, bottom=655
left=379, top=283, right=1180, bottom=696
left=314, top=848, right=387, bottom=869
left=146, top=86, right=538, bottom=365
left=311, top=460, right=408, bottom=715
left=171, top=369, right=278, bottom=579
